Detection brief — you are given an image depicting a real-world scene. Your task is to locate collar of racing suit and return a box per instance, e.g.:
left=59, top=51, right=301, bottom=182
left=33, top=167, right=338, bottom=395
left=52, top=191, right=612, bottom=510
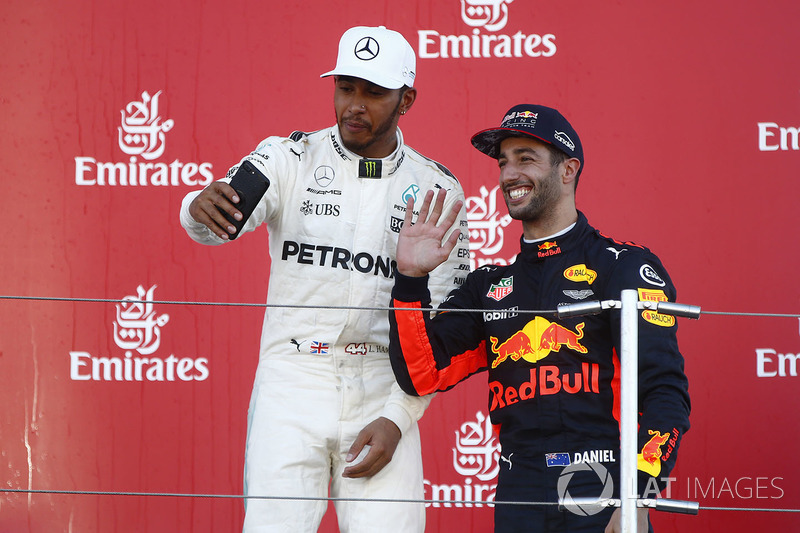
left=518, top=211, right=590, bottom=263
left=329, top=125, right=406, bottom=178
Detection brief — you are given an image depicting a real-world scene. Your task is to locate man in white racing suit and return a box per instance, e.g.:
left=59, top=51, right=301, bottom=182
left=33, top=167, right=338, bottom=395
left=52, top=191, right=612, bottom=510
left=179, top=26, right=469, bottom=532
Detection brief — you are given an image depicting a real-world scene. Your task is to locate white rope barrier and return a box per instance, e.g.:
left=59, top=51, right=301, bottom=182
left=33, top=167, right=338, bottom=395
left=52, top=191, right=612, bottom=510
left=1, top=489, right=799, bottom=514
left=2, top=294, right=799, bottom=318
left=2, top=293, right=798, bottom=519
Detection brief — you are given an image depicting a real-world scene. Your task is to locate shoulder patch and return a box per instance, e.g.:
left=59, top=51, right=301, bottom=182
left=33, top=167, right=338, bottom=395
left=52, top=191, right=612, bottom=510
left=289, top=131, right=308, bottom=142
left=405, top=146, right=460, bottom=183
left=597, top=229, right=645, bottom=251
left=435, top=161, right=455, bottom=178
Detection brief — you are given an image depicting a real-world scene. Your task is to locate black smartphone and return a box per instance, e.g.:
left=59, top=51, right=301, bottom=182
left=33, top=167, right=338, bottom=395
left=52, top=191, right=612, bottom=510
left=221, top=160, right=270, bottom=240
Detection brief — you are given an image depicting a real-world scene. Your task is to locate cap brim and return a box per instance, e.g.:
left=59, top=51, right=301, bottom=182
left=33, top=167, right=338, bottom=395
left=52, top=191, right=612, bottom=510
left=320, top=67, right=404, bottom=90
left=470, top=127, right=553, bottom=159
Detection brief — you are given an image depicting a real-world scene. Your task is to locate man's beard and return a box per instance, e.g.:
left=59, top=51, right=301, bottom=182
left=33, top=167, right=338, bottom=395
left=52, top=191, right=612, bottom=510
left=340, top=98, right=403, bottom=155
left=506, top=164, right=562, bottom=222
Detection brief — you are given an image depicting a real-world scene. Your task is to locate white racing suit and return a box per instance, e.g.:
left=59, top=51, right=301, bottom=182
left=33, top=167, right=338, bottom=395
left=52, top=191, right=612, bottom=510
left=180, top=126, right=469, bottom=532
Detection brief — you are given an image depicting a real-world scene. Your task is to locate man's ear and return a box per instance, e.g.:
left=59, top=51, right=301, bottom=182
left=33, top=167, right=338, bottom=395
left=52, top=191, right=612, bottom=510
left=562, top=158, right=581, bottom=185
left=400, top=87, right=417, bottom=115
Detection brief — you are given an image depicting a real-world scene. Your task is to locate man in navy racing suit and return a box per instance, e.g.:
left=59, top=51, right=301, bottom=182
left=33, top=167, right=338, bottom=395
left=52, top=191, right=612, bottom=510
left=180, top=26, right=469, bottom=533
left=387, top=104, right=690, bottom=532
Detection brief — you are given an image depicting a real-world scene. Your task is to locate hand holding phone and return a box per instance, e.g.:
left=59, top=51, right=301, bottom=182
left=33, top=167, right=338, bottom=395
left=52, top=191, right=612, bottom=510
left=220, top=160, right=270, bottom=240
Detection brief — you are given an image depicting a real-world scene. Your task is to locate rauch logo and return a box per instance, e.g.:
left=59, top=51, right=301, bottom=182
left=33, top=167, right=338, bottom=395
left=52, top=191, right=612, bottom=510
left=418, top=0, right=557, bottom=59
left=74, top=91, right=214, bottom=186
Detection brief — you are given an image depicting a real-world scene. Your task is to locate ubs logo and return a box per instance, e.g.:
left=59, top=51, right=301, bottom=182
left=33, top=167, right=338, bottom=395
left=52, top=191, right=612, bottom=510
left=301, top=200, right=341, bottom=217
left=355, top=36, right=380, bottom=61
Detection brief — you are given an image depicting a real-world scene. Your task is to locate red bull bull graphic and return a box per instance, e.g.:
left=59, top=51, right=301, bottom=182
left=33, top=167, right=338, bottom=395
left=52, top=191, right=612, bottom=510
left=489, top=363, right=600, bottom=411
left=539, top=322, right=588, bottom=354
left=563, top=264, right=597, bottom=284
left=538, top=240, right=557, bottom=250
left=637, top=288, right=676, bottom=327
left=637, top=429, right=671, bottom=476
left=489, top=317, right=587, bottom=368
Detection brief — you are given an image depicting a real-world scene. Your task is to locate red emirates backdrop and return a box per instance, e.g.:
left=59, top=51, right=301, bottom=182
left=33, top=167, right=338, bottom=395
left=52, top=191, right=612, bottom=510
left=2, top=0, right=799, bottom=531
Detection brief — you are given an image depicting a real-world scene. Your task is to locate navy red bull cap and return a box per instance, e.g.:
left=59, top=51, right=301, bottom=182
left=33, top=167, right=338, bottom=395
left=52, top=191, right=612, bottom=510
left=471, top=104, right=584, bottom=176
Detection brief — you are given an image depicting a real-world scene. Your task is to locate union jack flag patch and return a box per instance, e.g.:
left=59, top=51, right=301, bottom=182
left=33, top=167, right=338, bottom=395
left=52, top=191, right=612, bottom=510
left=310, top=341, right=329, bottom=355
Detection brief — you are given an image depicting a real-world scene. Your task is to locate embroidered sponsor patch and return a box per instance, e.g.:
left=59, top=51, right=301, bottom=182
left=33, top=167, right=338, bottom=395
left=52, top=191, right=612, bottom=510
left=563, top=264, right=597, bottom=284
left=310, top=341, right=329, bottom=355
left=563, top=289, right=594, bottom=300
left=486, top=276, right=514, bottom=301
left=640, top=264, right=666, bottom=287
left=637, top=430, right=671, bottom=477
left=638, top=288, right=675, bottom=327
left=546, top=452, right=571, bottom=467
left=358, top=159, right=382, bottom=178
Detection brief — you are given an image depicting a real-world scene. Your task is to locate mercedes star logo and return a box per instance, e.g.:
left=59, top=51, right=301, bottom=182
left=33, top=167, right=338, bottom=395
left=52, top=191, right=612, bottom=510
left=314, top=165, right=335, bottom=187
left=354, top=36, right=379, bottom=61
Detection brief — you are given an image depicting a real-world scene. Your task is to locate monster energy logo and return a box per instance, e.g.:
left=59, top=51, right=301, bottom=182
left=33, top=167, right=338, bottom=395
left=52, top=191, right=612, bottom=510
left=359, top=159, right=382, bottom=178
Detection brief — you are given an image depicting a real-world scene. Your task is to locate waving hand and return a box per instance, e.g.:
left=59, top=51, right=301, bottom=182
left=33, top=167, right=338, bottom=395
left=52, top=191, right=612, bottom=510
left=396, top=188, right=464, bottom=278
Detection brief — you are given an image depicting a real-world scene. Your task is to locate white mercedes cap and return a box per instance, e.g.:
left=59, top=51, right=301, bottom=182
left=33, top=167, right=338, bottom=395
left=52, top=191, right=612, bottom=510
left=321, top=26, right=416, bottom=89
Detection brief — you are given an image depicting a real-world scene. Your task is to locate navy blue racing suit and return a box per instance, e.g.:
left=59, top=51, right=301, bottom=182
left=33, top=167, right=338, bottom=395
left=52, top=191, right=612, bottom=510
left=388, top=212, right=690, bottom=532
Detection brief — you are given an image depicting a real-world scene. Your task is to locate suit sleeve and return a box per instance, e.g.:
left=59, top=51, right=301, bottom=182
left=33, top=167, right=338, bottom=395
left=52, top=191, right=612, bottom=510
left=389, top=272, right=489, bottom=396
left=178, top=136, right=288, bottom=244
left=607, top=253, right=691, bottom=495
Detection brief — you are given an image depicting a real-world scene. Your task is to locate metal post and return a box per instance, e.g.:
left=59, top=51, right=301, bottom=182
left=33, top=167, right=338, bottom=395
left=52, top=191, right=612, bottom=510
left=559, top=295, right=701, bottom=526
left=620, top=289, right=639, bottom=532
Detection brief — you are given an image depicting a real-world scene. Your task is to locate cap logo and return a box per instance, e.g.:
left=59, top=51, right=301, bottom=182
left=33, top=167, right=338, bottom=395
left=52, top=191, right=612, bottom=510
left=354, top=36, right=380, bottom=61
left=554, top=130, right=576, bottom=151
left=502, top=110, right=538, bottom=128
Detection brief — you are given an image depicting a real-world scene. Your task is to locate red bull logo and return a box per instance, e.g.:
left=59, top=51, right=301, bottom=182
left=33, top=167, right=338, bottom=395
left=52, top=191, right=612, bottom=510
left=637, top=429, right=671, bottom=476
left=518, top=111, right=538, bottom=118
left=537, top=240, right=561, bottom=258
left=489, top=362, right=600, bottom=411
left=489, top=317, right=587, bottom=368
left=539, top=322, right=588, bottom=353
